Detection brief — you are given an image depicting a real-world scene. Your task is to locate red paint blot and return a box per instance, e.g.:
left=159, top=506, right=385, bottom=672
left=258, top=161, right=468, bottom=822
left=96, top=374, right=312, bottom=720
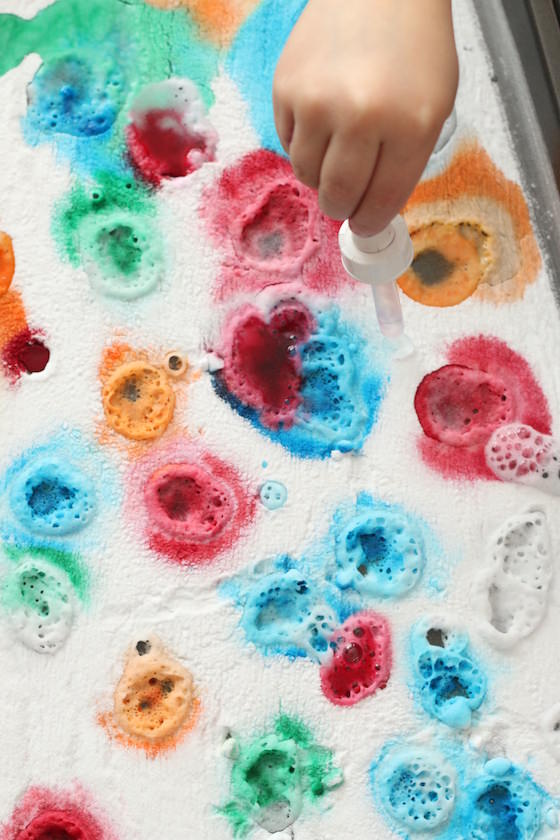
left=415, top=335, right=551, bottom=479
left=1, top=786, right=115, bottom=840
left=320, top=610, right=392, bottom=707
left=219, top=300, right=315, bottom=429
left=127, top=109, right=214, bottom=185
left=201, top=149, right=357, bottom=300
left=127, top=441, right=257, bottom=567
left=2, top=327, right=50, bottom=381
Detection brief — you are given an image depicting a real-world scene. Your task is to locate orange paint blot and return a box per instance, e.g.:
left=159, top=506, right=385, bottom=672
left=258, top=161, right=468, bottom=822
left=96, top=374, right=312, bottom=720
left=98, top=637, right=200, bottom=758
left=398, top=143, right=541, bottom=306
left=145, top=0, right=259, bottom=43
left=0, top=232, right=15, bottom=297
left=0, top=290, right=28, bottom=347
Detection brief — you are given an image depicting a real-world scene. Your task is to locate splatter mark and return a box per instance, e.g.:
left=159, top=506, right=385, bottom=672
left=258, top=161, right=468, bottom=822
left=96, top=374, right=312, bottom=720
left=1, top=544, right=88, bottom=654
left=218, top=714, right=342, bottom=838
left=2, top=327, right=50, bottom=379
left=126, top=438, right=256, bottom=565
left=399, top=143, right=541, bottom=305
left=320, top=610, right=392, bottom=707
left=213, top=299, right=387, bottom=458
left=102, top=361, right=175, bottom=441
left=0, top=0, right=220, bottom=176
left=0, top=784, right=115, bottom=840
left=55, top=174, right=164, bottom=300
left=461, top=761, right=548, bottom=840
left=164, top=350, right=189, bottom=378
left=371, top=743, right=457, bottom=833
left=414, top=335, right=551, bottom=480
left=541, top=703, right=560, bottom=762
left=126, top=78, right=216, bottom=185
left=202, top=150, right=356, bottom=300
left=8, top=456, right=96, bottom=537
left=474, top=508, right=552, bottom=649
left=99, top=636, right=200, bottom=757
left=259, top=480, right=287, bottom=510
left=485, top=423, right=560, bottom=495
left=410, top=619, right=487, bottom=728
left=225, top=557, right=337, bottom=660
left=0, top=232, right=15, bottom=296
left=146, top=0, right=260, bottom=45
left=331, top=495, right=426, bottom=599
left=226, top=0, right=307, bottom=154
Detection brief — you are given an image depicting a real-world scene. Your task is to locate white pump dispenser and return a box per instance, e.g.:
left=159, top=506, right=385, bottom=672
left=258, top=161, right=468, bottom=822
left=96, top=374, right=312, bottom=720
left=338, top=215, right=414, bottom=356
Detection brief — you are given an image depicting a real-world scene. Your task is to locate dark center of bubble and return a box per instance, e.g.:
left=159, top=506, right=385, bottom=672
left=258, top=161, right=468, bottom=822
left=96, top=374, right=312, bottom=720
left=245, top=749, right=293, bottom=807
left=98, top=224, right=143, bottom=276
left=343, top=642, right=363, bottom=664
left=36, top=830, right=76, bottom=840
left=167, top=354, right=182, bottom=371
left=121, top=377, right=141, bottom=402
left=160, top=679, right=174, bottom=694
left=475, top=784, right=520, bottom=839
left=439, top=674, right=469, bottom=701
left=426, top=628, right=446, bottom=648
left=28, top=479, right=75, bottom=516
left=412, top=249, right=455, bottom=286
left=258, top=230, right=285, bottom=257
left=136, top=640, right=151, bottom=655
left=157, top=476, right=198, bottom=521
left=358, top=528, right=388, bottom=570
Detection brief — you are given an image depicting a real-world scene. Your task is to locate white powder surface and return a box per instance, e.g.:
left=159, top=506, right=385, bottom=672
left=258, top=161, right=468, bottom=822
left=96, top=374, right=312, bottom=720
left=1, top=1, right=559, bottom=839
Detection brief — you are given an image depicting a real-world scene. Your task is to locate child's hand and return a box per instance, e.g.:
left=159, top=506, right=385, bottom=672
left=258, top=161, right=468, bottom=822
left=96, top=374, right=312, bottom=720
left=273, top=0, right=458, bottom=235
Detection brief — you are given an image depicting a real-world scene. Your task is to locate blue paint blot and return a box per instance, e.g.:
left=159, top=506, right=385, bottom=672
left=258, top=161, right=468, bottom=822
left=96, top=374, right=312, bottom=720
left=461, top=765, right=545, bottom=840
left=221, top=556, right=336, bottom=662
left=260, top=480, right=287, bottom=510
left=9, top=457, right=96, bottom=537
left=214, top=306, right=388, bottom=459
left=371, top=743, right=457, bottom=833
left=410, top=620, right=487, bottom=728
left=226, top=0, right=307, bottom=155
left=26, top=53, right=122, bottom=138
left=332, top=495, right=426, bottom=598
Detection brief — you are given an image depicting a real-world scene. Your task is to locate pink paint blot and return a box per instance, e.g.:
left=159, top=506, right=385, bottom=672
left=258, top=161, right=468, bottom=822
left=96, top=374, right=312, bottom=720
left=2, top=327, right=50, bottom=381
left=216, top=299, right=315, bottom=429
left=320, top=611, right=392, bottom=707
left=201, top=149, right=358, bottom=301
left=1, top=785, right=115, bottom=840
left=414, top=335, right=551, bottom=480
left=127, top=439, right=257, bottom=566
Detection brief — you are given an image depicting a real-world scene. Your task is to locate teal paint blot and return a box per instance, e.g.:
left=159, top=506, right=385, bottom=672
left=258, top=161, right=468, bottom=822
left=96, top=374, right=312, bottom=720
left=259, top=480, right=287, bottom=510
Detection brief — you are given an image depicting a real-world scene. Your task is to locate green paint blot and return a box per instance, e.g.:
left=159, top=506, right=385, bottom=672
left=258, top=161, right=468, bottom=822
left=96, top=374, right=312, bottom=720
left=3, top=544, right=90, bottom=603
left=218, top=714, right=343, bottom=837
left=54, top=172, right=164, bottom=299
left=0, top=0, right=219, bottom=106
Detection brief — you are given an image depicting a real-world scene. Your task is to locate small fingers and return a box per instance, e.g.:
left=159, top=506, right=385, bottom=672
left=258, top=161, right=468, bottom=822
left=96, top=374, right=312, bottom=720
left=318, top=129, right=380, bottom=221
left=288, top=115, right=331, bottom=189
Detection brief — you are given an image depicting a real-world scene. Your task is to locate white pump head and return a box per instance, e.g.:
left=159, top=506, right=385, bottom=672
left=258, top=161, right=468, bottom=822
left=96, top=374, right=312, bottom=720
left=338, top=215, right=413, bottom=285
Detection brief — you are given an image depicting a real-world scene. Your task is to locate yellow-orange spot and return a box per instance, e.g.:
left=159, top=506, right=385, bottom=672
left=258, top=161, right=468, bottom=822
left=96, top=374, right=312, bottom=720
left=102, top=360, right=175, bottom=441
left=0, top=232, right=15, bottom=297
left=398, top=143, right=541, bottom=305
left=0, top=290, right=28, bottom=347
left=145, top=0, right=259, bottom=43
left=99, top=637, right=200, bottom=757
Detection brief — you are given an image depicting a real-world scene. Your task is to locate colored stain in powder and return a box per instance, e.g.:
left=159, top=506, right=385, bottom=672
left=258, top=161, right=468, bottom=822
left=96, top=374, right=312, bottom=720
left=0, top=785, right=114, bottom=840
left=102, top=361, right=175, bottom=441
left=414, top=335, right=551, bottom=480
left=332, top=495, right=426, bottom=599
left=127, top=440, right=257, bottom=565
left=100, top=636, right=200, bottom=757
left=259, top=480, right=287, bottom=510
left=55, top=173, right=164, bottom=300
left=226, top=0, right=307, bottom=154
left=218, top=714, right=342, bottom=838
left=2, top=327, right=50, bottom=381
left=411, top=621, right=487, bottom=728
left=2, top=544, right=89, bottom=603
left=214, top=301, right=387, bottom=459
left=371, top=743, right=457, bottom=833
left=146, top=0, right=260, bottom=45
left=398, top=143, right=541, bottom=305
left=126, top=78, right=216, bottom=185
left=320, top=610, right=392, bottom=707
left=202, top=149, right=355, bottom=300
left=0, top=231, right=15, bottom=295
left=0, top=0, right=220, bottom=176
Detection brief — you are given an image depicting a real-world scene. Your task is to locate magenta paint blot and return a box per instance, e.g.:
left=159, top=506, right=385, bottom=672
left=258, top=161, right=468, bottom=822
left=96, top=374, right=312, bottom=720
left=414, top=335, right=551, bottom=480
left=2, top=327, right=50, bottom=381
left=320, top=611, right=392, bottom=707
left=1, top=785, right=116, bottom=840
left=201, top=149, right=358, bottom=301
